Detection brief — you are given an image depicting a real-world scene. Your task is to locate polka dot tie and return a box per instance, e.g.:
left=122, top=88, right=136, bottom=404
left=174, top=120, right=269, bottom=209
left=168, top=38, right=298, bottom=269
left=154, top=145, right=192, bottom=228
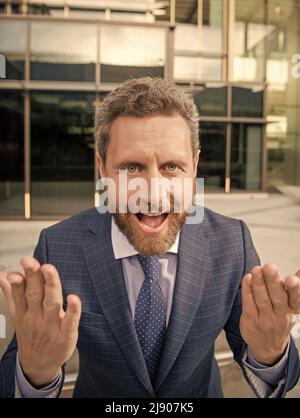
left=134, top=254, right=167, bottom=382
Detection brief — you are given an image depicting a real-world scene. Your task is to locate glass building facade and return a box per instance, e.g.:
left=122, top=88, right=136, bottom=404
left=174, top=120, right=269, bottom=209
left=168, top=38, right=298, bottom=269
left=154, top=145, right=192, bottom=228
left=0, top=0, right=299, bottom=219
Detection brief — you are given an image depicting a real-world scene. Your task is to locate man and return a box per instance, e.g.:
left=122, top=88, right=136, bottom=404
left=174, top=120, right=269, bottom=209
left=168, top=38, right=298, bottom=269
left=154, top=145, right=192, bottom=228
left=0, top=77, right=300, bottom=398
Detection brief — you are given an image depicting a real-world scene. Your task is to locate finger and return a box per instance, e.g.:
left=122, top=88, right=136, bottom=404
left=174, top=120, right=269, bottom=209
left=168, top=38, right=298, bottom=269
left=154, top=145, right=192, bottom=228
left=41, top=264, right=63, bottom=317
left=61, top=295, right=81, bottom=336
left=251, top=265, right=274, bottom=315
left=0, top=272, right=12, bottom=300
left=262, top=263, right=288, bottom=315
left=296, top=270, right=300, bottom=278
left=0, top=272, right=15, bottom=316
left=7, top=272, right=27, bottom=317
left=20, top=257, right=44, bottom=312
left=242, top=274, right=258, bottom=318
left=285, top=275, right=300, bottom=313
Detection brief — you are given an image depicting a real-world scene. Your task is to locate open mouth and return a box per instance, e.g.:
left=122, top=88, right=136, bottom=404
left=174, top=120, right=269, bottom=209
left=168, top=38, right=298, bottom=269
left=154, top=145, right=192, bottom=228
left=134, top=212, right=169, bottom=232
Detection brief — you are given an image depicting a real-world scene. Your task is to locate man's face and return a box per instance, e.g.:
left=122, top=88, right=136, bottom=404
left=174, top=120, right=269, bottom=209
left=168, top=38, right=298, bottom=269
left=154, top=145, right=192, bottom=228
left=97, top=114, right=199, bottom=256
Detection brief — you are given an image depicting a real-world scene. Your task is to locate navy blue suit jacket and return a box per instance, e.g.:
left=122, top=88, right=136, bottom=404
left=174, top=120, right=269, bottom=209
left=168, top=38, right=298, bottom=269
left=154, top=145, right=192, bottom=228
left=1, top=207, right=299, bottom=397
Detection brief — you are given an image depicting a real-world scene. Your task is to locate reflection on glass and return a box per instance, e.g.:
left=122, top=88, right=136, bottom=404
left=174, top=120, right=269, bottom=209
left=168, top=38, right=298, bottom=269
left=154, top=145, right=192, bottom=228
left=100, top=26, right=165, bottom=82
left=232, top=86, right=263, bottom=118
left=0, top=21, right=26, bottom=79
left=265, top=0, right=300, bottom=188
left=266, top=110, right=299, bottom=188
left=231, top=123, right=262, bottom=190
left=175, top=24, right=201, bottom=52
left=30, top=23, right=97, bottom=81
left=197, top=122, right=226, bottom=190
left=175, top=0, right=223, bottom=48
left=192, top=85, right=227, bottom=116
left=233, top=22, right=269, bottom=82
left=234, top=1, right=271, bottom=82
left=31, top=92, right=95, bottom=216
left=174, top=56, right=222, bottom=81
left=0, top=91, right=24, bottom=215
left=175, top=21, right=222, bottom=53
left=265, top=0, right=296, bottom=86
left=202, top=0, right=223, bottom=53
left=175, top=0, right=197, bottom=24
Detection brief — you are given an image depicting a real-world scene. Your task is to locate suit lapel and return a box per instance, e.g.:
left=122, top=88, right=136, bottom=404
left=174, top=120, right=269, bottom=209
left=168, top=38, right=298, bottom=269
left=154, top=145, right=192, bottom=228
left=82, top=210, right=154, bottom=396
left=154, top=220, right=210, bottom=391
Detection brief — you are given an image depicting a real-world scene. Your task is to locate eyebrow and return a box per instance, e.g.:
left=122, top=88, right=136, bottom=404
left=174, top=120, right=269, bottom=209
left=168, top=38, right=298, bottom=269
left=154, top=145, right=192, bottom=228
left=114, top=159, right=188, bottom=170
left=113, top=161, right=145, bottom=170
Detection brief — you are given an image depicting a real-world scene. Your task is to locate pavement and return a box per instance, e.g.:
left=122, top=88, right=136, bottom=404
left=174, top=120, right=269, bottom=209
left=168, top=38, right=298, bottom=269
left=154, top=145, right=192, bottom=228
left=0, top=191, right=300, bottom=397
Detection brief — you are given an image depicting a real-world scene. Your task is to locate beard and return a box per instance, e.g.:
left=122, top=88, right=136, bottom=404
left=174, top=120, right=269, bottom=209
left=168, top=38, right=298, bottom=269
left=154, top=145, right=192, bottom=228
left=112, top=211, right=187, bottom=256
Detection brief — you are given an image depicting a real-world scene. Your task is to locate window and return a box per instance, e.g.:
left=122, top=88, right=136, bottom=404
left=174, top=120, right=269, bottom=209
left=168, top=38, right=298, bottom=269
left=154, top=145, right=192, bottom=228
left=232, top=86, right=264, bottom=118
left=231, top=123, right=263, bottom=190
left=174, top=56, right=222, bottom=81
left=174, top=0, right=223, bottom=81
left=197, top=122, right=226, bottom=190
left=28, top=3, right=64, bottom=16
left=30, top=92, right=95, bottom=216
left=0, top=91, right=24, bottom=215
left=192, top=85, right=227, bottom=116
left=233, top=1, right=269, bottom=82
left=265, top=0, right=300, bottom=188
left=100, top=25, right=165, bottom=82
left=0, top=21, right=26, bottom=79
left=30, top=22, right=97, bottom=81
left=12, top=3, right=21, bottom=14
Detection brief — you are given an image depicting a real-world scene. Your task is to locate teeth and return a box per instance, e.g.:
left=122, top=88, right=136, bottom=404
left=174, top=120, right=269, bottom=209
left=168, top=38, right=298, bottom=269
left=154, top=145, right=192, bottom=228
left=139, top=213, right=166, bottom=217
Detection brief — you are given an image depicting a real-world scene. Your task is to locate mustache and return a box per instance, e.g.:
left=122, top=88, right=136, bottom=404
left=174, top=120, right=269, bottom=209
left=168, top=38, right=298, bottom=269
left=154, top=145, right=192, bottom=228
left=118, top=201, right=177, bottom=214
left=117, top=193, right=180, bottom=214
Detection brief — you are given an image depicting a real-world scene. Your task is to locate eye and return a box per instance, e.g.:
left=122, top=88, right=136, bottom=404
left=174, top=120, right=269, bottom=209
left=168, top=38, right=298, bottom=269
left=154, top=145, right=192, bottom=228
left=165, top=162, right=178, bottom=172
left=125, top=165, right=139, bottom=174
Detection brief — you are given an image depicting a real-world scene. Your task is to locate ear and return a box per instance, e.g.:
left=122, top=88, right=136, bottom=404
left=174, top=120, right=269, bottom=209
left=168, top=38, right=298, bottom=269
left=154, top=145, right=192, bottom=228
left=96, top=152, right=106, bottom=178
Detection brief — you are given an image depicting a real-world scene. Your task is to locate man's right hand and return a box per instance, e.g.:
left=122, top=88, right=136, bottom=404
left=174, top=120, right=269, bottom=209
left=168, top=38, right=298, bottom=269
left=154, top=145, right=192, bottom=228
left=0, top=257, right=81, bottom=387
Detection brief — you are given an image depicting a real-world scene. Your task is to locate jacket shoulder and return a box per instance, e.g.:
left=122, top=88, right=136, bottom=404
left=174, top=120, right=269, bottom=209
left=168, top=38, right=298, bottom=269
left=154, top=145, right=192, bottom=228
left=203, top=206, right=242, bottom=230
left=43, top=207, right=107, bottom=240
left=201, top=206, right=248, bottom=244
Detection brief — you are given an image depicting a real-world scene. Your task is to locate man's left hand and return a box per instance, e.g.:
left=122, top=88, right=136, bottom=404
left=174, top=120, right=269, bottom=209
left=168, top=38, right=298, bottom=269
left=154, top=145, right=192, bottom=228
left=240, top=264, right=300, bottom=366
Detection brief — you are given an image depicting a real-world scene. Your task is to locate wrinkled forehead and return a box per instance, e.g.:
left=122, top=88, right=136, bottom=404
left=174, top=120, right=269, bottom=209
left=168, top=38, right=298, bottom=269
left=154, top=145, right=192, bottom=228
left=108, top=115, right=193, bottom=163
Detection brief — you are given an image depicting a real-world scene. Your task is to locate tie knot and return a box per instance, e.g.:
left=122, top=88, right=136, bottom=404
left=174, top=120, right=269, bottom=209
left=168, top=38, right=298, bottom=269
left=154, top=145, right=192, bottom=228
left=137, top=254, right=160, bottom=282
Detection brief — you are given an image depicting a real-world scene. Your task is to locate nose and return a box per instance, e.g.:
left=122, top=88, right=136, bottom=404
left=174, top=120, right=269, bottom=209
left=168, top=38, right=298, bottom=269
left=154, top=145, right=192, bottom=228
left=144, top=166, right=171, bottom=213
left=143, top=166, right=160, bottom=210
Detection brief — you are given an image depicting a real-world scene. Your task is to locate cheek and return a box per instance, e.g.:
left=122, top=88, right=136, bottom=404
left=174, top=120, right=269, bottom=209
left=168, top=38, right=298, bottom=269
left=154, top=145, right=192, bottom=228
left=101, top=170, right=120, bottom=210
left=115, top=186, right=144, bottom=211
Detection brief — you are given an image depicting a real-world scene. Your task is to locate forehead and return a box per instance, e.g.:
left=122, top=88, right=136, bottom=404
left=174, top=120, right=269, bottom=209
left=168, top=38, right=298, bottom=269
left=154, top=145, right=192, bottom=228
left=108, top=114, right=192, bottom=160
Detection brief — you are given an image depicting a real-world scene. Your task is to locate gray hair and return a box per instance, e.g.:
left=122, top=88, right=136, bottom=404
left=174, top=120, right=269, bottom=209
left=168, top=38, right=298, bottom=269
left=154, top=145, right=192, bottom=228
left=95, top=77, right=200, bottom=163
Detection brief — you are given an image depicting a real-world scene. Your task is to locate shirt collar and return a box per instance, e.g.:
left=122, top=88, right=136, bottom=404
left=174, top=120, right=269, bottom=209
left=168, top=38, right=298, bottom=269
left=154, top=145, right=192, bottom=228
left=111, top=216, right=180, bottom=260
